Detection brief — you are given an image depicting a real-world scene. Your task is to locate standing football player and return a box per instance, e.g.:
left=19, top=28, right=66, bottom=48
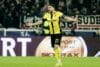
left=26, top=5, right=78, bottom=67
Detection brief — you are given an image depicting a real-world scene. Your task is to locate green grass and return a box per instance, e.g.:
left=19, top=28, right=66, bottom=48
left=0, top=57, right=100, bottom=67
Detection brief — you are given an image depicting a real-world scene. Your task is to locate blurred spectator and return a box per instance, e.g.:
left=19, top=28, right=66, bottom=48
left=0, top=3, right=5, bottom=27
left=80, top=7, right=88, bottom=15
left=73, top=8, right=80, bottom=15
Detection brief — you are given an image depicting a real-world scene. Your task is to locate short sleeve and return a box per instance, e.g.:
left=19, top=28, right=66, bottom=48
left=57, top=11, right=63, bottom=17
left=43, top=13, right=47, bottom=19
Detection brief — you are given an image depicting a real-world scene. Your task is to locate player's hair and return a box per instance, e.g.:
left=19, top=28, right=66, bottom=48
left=45, top=5, right=55, bottom=12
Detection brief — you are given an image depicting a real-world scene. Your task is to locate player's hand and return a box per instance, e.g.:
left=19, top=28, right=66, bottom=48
left=74, top=18, right=78, bottom=22
left=26, top=22, right=33, bottom=26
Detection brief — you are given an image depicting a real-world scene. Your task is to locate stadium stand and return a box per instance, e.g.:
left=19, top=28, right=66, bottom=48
left=0, top=0, right=100, bottom=37
left=0, top=0, right=100, bottom=28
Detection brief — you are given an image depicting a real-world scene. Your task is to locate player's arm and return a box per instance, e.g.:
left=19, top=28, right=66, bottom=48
left=25, top=22, right=42, bottom=27
left=25, top=18, right=48, bottom=27
left=62, top=16, right=78, bottom=22
left=58, top=11, right=78, bottom=22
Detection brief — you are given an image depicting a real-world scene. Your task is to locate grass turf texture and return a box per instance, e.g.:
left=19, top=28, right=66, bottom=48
left=0, top=57, right=100, bottom=67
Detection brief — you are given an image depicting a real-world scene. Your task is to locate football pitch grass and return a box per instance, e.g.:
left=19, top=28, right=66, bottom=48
left=0, top=57, right=100, bottom=67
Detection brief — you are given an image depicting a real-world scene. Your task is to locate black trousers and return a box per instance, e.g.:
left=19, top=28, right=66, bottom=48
left=51, top=34, right=62, bottom=48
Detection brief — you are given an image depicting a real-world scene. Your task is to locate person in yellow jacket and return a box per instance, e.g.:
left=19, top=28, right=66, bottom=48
left=26, top=5, right=78, bottom=67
